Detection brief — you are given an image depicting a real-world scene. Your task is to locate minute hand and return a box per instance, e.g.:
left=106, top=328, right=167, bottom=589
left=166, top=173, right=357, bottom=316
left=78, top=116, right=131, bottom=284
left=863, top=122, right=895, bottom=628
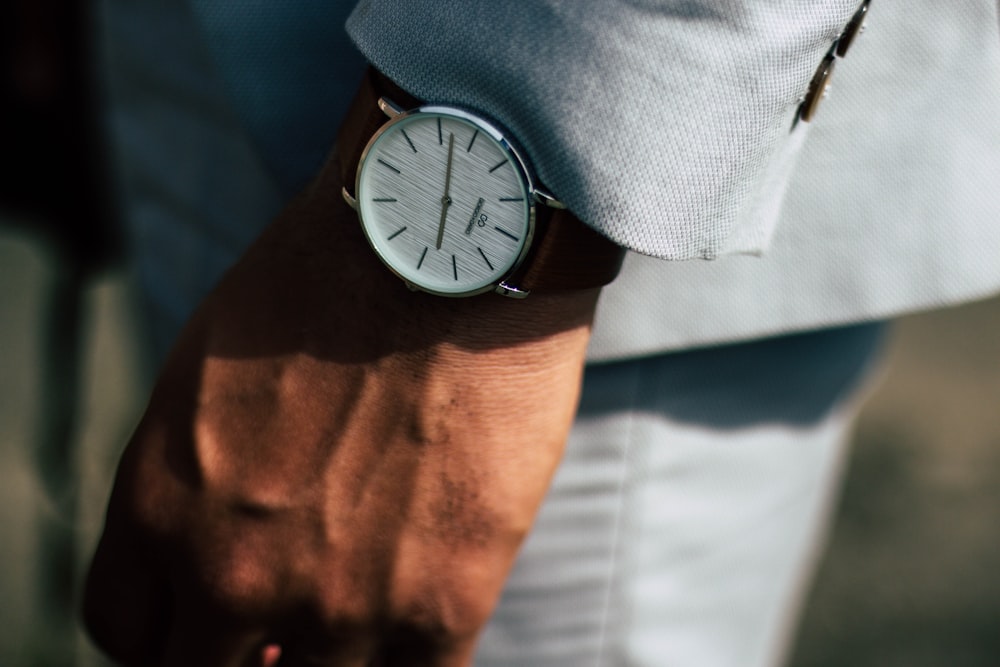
left=436, top=133, right=455, bottom=250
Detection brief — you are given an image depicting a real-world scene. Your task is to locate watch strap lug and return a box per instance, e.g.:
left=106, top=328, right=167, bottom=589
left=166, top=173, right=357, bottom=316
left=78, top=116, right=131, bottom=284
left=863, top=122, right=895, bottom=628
left=495, top=282, right=530, bottom=299
left=341, top=186, right=358, bottom=210
left=378, top=96, right=405, bottom=119
left=534, top=189, right=567, bottom=210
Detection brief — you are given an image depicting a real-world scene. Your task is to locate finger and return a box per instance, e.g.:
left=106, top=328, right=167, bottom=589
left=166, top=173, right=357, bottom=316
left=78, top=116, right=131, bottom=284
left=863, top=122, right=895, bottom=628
left=370, top=631, right=478, bottom=667
left=161, top=609, right=266, bottom=667
left=260, top=643, right=282, bottom=667
left=265, top=618, right=375, bottom=667
left=83, top=525, right=168, bottom=665
left=259, top=643, right=370, bottom=667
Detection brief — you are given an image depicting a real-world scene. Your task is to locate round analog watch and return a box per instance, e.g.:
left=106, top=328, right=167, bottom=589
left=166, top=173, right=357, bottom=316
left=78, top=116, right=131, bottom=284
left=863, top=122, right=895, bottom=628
left=339, top=69, right=625, bottom=298
left=355, top=106, right=535, bottom=297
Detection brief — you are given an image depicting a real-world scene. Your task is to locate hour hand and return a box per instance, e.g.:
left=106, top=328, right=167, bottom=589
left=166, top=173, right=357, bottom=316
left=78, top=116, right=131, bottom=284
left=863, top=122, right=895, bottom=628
left=436, top=133, right=455, bottom=249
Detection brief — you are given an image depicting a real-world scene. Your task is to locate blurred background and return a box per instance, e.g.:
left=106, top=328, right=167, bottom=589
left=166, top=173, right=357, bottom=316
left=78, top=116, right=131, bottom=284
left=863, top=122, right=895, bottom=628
left=789, top=296, right=1000, bottom=667
left=2, top=0, right=999, bottom=665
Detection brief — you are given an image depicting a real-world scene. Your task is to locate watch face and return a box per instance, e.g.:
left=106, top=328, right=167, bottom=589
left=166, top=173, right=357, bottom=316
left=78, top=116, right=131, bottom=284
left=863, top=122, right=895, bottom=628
left=356, top=107, right=534, bottom=296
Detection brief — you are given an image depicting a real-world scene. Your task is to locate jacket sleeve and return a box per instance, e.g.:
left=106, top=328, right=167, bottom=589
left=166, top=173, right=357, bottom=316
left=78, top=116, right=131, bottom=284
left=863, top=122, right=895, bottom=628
left=347, top=0, right=864, bottom=260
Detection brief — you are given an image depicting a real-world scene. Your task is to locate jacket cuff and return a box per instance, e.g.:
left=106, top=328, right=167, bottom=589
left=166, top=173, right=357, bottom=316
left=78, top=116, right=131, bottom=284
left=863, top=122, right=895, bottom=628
left=347, top=0, right=862, bottom=260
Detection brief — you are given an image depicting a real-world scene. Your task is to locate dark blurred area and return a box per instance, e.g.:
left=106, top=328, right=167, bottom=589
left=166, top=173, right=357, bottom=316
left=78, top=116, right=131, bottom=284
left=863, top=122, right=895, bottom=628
left=1, top=2, right=999, bottom=666
left=1, top=0, right=120, bottom=271
left=1, top=2, right=122, bottom=664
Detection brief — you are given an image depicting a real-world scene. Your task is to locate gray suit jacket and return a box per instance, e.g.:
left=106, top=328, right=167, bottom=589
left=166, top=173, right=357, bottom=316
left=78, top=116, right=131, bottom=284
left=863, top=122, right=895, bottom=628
left=346, top=0, right=1000, bottom=360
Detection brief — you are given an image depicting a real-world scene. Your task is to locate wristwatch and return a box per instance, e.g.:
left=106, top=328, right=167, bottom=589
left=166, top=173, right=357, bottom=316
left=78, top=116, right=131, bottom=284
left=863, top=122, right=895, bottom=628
left=338, top=68, right=625, bottom=298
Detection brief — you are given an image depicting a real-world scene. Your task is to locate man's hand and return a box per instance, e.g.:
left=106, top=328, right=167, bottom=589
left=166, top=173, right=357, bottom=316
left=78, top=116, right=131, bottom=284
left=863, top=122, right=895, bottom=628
left=83, top=149, right=600, bottom=666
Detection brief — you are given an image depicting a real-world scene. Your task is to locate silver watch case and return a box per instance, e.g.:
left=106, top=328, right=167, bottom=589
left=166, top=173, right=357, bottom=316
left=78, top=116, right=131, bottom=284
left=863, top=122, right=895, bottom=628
left=343, top=98, right=563, bottom=298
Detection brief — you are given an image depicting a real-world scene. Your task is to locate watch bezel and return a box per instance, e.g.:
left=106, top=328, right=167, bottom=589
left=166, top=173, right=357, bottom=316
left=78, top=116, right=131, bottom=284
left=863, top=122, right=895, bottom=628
left=354, top=104, right=539, bottom=298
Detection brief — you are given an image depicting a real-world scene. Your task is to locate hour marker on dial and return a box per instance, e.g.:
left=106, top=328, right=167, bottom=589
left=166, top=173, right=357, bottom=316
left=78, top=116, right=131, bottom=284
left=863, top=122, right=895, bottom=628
left=478, top=247, right=494, bottom=271
left=494, top=226, right=520, bottom=242
left=377, top=159, right=401, bottom=174
left=401, top=129, right=417, bottom=153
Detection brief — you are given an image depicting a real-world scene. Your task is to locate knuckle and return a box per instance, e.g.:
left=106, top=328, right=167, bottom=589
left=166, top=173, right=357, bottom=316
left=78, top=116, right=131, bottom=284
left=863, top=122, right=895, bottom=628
left=395, top=580, right=492, bottom=645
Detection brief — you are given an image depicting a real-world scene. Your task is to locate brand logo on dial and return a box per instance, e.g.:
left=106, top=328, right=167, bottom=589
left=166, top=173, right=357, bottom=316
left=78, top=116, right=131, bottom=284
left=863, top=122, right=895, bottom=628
left=357, top=110, right=533, bottom=296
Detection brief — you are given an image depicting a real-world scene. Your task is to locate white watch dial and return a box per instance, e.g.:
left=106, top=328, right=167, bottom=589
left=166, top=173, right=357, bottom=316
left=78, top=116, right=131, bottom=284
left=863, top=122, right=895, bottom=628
left=356, top=108, right=533, bottom=296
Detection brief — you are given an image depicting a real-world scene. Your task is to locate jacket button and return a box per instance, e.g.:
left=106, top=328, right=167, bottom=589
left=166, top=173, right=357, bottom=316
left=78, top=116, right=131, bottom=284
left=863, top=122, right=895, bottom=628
left=798, top=52, right=836, bottom=124
left=796, top=0, right=871, bottom=126
left=836, top=0, right=871, bottom=57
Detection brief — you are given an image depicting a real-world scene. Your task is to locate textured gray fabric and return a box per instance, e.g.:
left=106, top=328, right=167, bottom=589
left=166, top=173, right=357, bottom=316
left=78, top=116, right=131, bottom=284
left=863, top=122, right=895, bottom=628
left=347, top=0, right=1000, bottom=360
left=346, top=0, right=863, bottom=260
left=588, top=0, right=1000, bottom=359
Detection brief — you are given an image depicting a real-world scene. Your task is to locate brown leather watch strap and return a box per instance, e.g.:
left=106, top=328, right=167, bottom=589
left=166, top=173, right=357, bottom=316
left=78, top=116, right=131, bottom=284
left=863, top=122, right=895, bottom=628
left=506, top=207, right=626, bottom=292
left=337, top=67, right=626, bottom=294
left=336, top=68, right=421, bottom=193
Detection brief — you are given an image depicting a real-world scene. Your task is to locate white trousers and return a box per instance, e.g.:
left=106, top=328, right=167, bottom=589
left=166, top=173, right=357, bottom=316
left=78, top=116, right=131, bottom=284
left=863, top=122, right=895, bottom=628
left=478, top=326, right=883, bottom=666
